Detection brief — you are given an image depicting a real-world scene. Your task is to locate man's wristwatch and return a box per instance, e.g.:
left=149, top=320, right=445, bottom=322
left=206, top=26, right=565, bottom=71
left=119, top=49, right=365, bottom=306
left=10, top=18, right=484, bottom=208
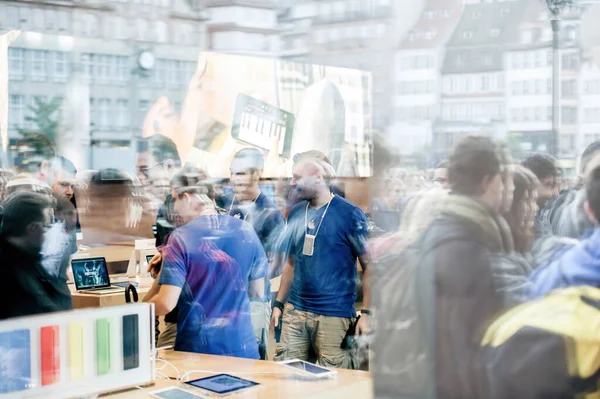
left=274, top=300, right=285, bottom=312
left=361, top=309, right=372, bottom=316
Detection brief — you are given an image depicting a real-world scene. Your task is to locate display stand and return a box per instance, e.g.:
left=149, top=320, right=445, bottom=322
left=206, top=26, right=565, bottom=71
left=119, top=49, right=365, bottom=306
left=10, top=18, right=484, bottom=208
left=0, top=303, right=155, bottom=398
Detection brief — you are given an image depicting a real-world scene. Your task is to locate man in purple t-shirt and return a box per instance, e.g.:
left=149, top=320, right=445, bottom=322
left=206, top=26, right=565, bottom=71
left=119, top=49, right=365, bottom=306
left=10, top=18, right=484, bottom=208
left=146, top=185, right=268, bottom=358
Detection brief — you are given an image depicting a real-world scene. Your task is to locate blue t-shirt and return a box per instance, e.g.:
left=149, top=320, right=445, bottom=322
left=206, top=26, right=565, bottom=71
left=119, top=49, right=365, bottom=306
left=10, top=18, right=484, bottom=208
left=284, top=195, right=368, bottom=318
left=223, top=192, right=285, bottom=253
left=223, top=192, right=286, bottom=296
left=159, top=215, right=268, bottom=359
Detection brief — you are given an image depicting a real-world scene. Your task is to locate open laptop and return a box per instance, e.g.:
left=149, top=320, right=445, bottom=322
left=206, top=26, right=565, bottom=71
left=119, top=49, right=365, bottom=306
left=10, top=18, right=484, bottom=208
left=71, top=257, right=124, bottom=294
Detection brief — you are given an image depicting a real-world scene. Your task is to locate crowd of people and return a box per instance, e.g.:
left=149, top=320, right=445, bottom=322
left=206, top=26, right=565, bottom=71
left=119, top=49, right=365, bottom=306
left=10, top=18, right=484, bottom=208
left=5, top=133, right=600, bottom=395
left=373, top=136, right=600, bottom=398
left=0, top=147, right=371, bottom=370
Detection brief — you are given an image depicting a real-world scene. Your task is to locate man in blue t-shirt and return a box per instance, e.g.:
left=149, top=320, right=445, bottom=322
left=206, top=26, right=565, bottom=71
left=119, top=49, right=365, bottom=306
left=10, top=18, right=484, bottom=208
left=270, top=152, right=371, bottom=369
left=221, top=148, right=286, bottom=359
left=146, top=185, right=268, bottom=359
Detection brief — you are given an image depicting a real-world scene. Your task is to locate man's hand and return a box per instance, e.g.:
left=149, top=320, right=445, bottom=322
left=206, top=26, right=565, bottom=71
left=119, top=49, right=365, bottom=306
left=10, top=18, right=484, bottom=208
left=355, top=314, right=372, bottom=337
left=148, top=253, right=163, bottom=278
left=270, top=306, right=282, bottom=338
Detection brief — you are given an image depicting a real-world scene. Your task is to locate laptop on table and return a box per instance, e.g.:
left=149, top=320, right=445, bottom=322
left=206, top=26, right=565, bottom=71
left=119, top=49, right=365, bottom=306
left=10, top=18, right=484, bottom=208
left=71, top=257, right=125, bottom=295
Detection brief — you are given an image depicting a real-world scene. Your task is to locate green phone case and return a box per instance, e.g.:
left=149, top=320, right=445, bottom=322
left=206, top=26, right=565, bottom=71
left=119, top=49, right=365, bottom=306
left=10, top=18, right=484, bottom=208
left=96, top=318, right=112, bottom=375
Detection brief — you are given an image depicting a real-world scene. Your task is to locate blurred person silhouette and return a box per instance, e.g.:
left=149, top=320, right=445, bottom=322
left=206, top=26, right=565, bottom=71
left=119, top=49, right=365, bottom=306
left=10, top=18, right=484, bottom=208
left=373, top=136, right=513, bottom=399
left=503, top=165, right=539, bottom=255
left=150, top=165, right=209, bottom=348
left=271, top=151, right=371, bottom=369
left=529, top=154, right=600, bottom=298
left=80, top=169, right=154, bottom=245
left=0, top=191, right=72, bottom=320
left=222, top=148, right=285, bottom=359
left=371, top=177, right=405, bottom=234
left=433, top=161, right=449, bottom=189
left=46, top=156, right=80, bottom=232
left=546, top=141, right=600, bottom=238
left=0, top=170, right=15, bottom=200
left=144, top=185, right=268, bottom=358
left=41, top=196, right=78, bottom=282
left=522, top=153, right=560, bottom=236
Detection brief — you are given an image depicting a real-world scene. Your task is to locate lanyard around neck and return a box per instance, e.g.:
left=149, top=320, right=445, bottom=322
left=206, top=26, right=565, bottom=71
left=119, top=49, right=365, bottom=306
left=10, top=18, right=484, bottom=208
left=305, top=194, right=334, bottom=239
left=229, top=191, right=261, bottom=214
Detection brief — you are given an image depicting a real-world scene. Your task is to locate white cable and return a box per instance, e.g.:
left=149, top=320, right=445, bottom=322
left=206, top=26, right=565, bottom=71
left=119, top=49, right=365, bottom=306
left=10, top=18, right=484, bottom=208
left=156, top=370, right=172, bottom=380
left=155, top=357, right=181, bottom=380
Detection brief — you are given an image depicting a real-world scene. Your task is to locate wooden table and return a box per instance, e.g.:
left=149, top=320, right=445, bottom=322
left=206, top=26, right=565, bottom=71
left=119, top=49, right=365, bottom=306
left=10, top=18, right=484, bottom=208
left=70, top=276, right=155, bottom=309
left=107, top=350, right=373, bottom=399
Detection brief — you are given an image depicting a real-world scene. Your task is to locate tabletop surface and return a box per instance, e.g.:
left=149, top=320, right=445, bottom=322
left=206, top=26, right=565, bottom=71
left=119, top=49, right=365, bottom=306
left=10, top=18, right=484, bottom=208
left=107, top=350, right=373, bottom=399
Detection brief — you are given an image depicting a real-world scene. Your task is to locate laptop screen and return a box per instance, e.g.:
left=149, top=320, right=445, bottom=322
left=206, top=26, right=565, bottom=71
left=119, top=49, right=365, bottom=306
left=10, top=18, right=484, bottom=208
left=72, top=257, right=110, bottom=290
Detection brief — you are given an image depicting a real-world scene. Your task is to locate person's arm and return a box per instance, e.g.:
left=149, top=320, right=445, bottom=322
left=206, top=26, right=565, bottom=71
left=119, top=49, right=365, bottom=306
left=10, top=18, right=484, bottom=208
left=143, top=277, right=161, bottom=303
left=248, top=278, right=265, bottom=300
left=355, top=255, right=372, bottom=336
left=147, top=284, right=182, bottom=316
left=275, top=255, right=295, bottom=304
left=270, top=256, right=294, bottom=337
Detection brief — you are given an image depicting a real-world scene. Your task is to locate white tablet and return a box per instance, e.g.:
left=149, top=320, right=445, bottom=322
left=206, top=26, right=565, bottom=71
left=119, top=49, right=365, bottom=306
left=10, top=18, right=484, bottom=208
left=149, top=387, right=206, bottom=399
left=278, top=359, right=338, bottom=379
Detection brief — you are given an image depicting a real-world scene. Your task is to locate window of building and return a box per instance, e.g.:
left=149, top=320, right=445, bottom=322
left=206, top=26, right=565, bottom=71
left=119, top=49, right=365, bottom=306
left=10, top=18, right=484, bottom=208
left=472, top=11, right=482, bottom=19
left=81, top=53, right=95, bottom=81
left=32, top=8, right=44, bottom=31
left=501, top=8, right=510, bottom=17
left=98, top=99, right=111, bottom=128
left=480, top=75, right=490, bottom=91
left=45, top=9, right=56, bottom=31
left=562, top=106, right=578, bottom=124
left=138, top=100, right=150, bottom=126
left=116, top=99, right=129, bottom=129
left=115, top=56, right=128, bottom=84
left=463, top=31, right=473, bottom=39
left=58, top=10, right=69, bottom=32
left=424, top=9, right=434, bottom=19
left=97, top=54, right=112, bottom=83
left=8, top=95, right=24, bottom=128
left=29, top=50, right=47, bottom=82
left=585, top=80, right=600, bottom=95
left=8, top=48, right=25, bottom=80
left=562, top=53, right=580, bottom=70
left=20, top=7, right=31, bottom=30
left=584, top=108, right=600, bottom=123
left=152, top=59, right=165, bottom=87
left=4, top=6, right=19, bottom=28
left=562, top=79, right=577, bottom=97
left=81, top=13, right=99, bottom=37
left=167, top=60, right=181, bottom=87
left=52, top=51, right=69, bottom=83
left=490, top=29, right=500, bottom=38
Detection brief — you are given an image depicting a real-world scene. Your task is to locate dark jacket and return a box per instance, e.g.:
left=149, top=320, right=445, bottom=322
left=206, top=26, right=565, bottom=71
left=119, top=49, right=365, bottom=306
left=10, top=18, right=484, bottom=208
left=0, top=236, right=72, bottom=320
left=418, top=197, right=510, bottom=399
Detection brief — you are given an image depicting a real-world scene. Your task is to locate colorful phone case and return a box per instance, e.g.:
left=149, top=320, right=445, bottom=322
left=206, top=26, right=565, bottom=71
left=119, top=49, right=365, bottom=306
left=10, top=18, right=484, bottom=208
left=96, top=318, right=112, bottom=375
left=40, top=326, right=60, bottom=386
left=122, top=314, right=139, bottom=370
left=68, top=323, right=85, bottom=381
left=0, top=329, right=31, bottom=393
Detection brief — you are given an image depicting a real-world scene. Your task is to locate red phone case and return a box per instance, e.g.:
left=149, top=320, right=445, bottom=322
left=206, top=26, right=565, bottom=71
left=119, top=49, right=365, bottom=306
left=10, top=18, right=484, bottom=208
left=41, top=325, right=60, bottom=386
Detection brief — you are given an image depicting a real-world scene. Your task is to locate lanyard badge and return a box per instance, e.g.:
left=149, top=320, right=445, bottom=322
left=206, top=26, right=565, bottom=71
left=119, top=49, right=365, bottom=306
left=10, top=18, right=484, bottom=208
left=303, top=195, right=334, bottom=257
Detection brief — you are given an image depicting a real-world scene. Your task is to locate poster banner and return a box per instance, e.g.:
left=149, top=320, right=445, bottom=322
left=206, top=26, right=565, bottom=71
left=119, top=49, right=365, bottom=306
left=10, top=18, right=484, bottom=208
left=142, top=52, right=373, bottom=178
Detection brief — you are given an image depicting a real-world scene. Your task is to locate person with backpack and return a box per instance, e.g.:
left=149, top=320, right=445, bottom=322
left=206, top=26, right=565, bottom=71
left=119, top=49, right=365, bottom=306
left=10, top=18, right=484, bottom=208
left=373, top=136, right=513, bottom=399
left=529, top=154, right=600, bottom=298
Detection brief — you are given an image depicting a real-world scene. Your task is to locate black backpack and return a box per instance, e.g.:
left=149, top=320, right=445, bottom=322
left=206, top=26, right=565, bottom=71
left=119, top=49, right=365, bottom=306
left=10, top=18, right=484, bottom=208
left=372, top=235, right=438, bottom=399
